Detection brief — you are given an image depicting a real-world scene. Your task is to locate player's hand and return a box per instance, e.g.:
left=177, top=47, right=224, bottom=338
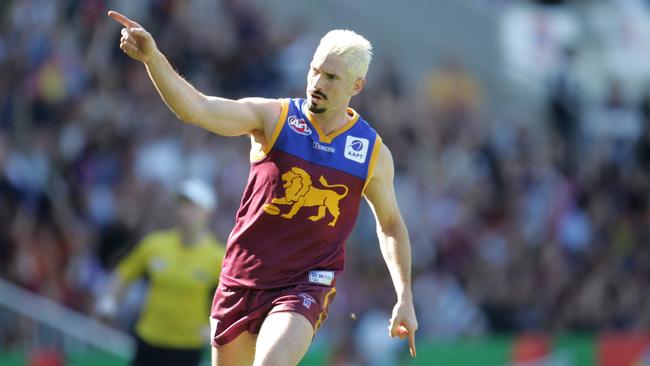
left=93, top=295, right=118, bottom=325
left=107, top=11, right=156, bottom=63
left=388, top=299, right=418, bottom=358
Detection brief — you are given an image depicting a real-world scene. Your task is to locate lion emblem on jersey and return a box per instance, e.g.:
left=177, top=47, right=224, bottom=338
left=262, top=167, right=349, bottom=227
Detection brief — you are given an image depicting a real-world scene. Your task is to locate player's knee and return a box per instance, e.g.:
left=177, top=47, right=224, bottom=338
left=253, top=352, right=289, bottom=366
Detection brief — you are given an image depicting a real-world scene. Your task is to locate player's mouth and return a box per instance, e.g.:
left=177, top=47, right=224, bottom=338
left=309, top=90, right=327, bottom=101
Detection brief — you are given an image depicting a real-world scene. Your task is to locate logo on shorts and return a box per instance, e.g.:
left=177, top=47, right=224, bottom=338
left=299, top=293, right=315, bottom=309
left=288, top=116, right=312, bottom=135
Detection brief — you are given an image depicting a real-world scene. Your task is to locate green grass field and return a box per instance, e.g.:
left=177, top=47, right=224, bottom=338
left=0, top=335, right=596, bottom=366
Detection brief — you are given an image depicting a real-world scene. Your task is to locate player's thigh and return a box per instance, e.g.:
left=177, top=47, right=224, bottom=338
left=212, top=330, right=256, bottom=366
left=253, top=311, right=314, bottom=366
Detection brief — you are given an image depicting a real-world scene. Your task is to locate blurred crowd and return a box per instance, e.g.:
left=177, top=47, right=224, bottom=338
left=1, top=0, right=650, bottom=364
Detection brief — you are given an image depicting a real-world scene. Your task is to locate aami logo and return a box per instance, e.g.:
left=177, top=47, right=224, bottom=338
left=288, top=115, right=312, bottom=135
left=344, top=136, right=369, bottom=163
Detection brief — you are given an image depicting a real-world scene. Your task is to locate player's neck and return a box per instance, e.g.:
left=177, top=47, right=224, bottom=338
left=310, top=106, right=352, bottom=136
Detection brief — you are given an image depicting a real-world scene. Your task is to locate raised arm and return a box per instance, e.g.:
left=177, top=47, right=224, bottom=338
left=107, top=11, right=280, bottom=137
left=363, top=143, right=418, bottom=358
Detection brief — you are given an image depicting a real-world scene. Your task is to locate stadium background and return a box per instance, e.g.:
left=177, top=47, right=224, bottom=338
left=2, top=0, right=650, bottom=365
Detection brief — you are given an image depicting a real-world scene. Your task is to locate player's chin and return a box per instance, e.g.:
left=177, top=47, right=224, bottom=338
left=307, top=100, right=326, bottom=114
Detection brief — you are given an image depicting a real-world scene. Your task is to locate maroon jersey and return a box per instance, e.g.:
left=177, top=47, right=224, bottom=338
left=219, top=98, right=381, bottom=289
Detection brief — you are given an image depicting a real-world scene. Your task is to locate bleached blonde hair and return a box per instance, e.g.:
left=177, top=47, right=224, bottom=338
left=316, top=29, right=373, bottom=79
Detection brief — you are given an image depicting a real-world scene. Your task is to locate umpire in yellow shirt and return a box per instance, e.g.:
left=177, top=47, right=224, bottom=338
left=96, top=178, right=225, bottom=366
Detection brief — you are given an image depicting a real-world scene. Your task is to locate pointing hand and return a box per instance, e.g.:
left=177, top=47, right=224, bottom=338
left=108, top=11, right=156, bottom=63
left=389, top=300, right=418, bottom=358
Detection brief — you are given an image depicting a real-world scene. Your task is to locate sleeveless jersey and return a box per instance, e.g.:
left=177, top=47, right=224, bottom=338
left=219, top=98, right=382, bottom=289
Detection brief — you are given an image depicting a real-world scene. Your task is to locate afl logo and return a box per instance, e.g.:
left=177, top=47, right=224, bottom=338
left=288, top=116, right=312, bottom=135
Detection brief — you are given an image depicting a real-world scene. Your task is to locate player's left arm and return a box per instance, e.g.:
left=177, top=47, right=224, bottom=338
left=363, top=143, right=418, bottom=358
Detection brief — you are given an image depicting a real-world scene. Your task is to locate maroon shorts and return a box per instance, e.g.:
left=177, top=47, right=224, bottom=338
left=210, top=283, right=337, bottom=347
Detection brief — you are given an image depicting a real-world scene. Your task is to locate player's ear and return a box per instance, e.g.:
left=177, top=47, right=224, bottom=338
left=351, top=77, right=366, bottom=96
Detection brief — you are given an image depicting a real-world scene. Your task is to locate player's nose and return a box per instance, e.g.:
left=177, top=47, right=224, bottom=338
left=311, top=73, right=326, bottom=89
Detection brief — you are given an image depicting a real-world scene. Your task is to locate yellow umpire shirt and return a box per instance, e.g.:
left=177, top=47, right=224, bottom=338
left=116, top=229, right=225, bottom=349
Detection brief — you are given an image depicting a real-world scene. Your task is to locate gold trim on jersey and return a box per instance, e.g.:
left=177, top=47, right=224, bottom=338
left=304, top=107, right=360, bottom=144
left=362, top=135, right=383, bottom=194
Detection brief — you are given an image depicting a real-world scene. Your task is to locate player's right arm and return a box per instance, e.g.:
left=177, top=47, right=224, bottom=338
left=107, top=11, right=279, bottom=138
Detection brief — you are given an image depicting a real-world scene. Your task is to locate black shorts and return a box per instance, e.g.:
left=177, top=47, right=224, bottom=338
left=131, top=336, right=203, bottom=366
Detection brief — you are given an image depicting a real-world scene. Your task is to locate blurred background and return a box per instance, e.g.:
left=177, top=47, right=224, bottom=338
left=2, top=0, right=650, bottom=365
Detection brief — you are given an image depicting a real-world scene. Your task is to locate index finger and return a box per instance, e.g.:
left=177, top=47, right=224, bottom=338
left=108, top=10, right=140, bottom=29
left=408, top=332, right=417, bottom=358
